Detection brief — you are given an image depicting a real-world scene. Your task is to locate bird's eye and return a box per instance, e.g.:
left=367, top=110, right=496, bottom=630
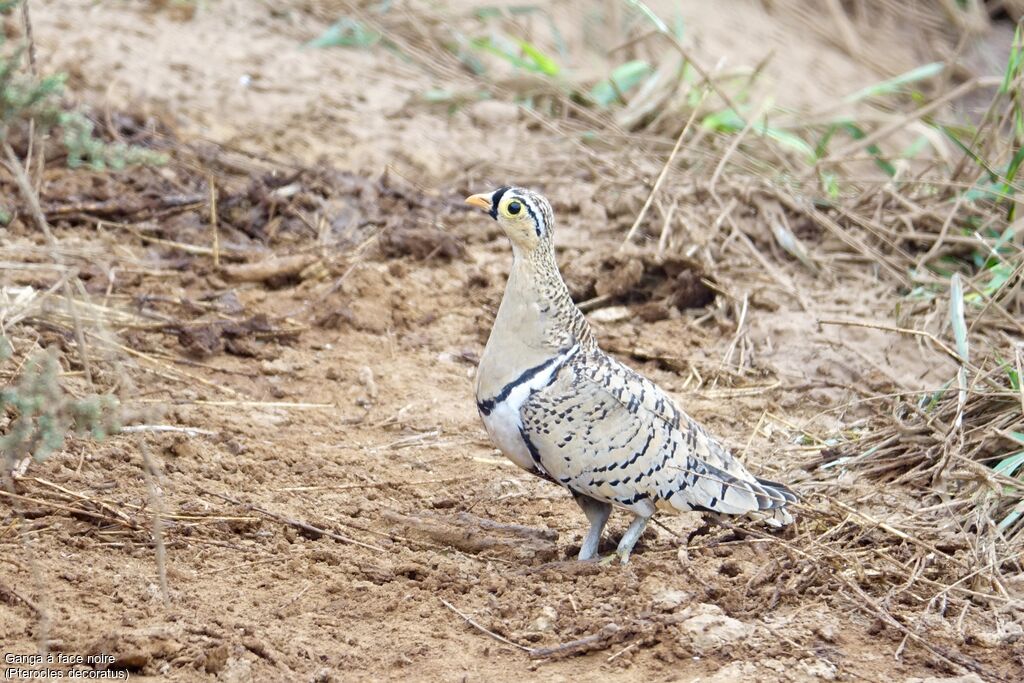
left=507, top=201, right=522, bottom=216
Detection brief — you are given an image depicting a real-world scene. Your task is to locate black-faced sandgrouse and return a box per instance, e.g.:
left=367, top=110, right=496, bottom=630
left=467, top=186, right=796, bottom=563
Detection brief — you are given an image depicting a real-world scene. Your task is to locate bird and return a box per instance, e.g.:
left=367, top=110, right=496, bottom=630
left=466, top=186, right=797, bottom=564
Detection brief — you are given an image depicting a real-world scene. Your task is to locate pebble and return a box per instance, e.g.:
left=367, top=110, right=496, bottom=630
left=468, top=100, right=519, bottom=128
left=651, top=589, right=691, bottom=612
left=678, top=603, right=754, bottom=653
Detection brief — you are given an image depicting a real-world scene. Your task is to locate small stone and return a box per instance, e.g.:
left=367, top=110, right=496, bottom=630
left=652, top=589, right=690, bottom=612
left=799, top=657, right=837, bottom=680
left=530, top=605, right=557, bottom=632
left=221, top=654, right=253, bottom=683
left=203, top=643, right=230, bottom=674
left=967, top=621, right=1023, bottom=647
left=705, top=661, right=760, bottom=682
left=589, top=306, right=631, bottom=323
left=814, top=623, right=839, bottom=643
left=905, top=676, right=984, bottom=683
left=468, top=100, right=519, bottom=128
left=259, top=358, right=296, bottom=375
left=678, top=603, right=754, bottom=653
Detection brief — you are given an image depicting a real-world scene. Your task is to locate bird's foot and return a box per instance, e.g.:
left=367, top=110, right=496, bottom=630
left=597, top=548, right=632, bottom=566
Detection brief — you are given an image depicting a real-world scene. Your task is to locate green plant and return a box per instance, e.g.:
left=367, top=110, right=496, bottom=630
left=0, top=337, right=120, bottom=468
left=995, top=431, right=1024, bottom=532
left=58, top=110, right=167, bottom=170
left=0, top=5, right=167, bottom=169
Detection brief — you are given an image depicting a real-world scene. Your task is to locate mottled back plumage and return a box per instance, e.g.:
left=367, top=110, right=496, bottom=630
left=467, top=186, right=796, bottom=562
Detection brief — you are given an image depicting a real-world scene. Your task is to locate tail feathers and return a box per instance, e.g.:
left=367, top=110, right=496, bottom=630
left=752, top=504, right=794, bottom=527
left=661, top=464, right=797, bottom=526
left=754, top=476, right=799, bottom=508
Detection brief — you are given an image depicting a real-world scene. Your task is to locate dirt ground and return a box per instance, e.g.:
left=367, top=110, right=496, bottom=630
left=2, top=1, right=1022, bottom=682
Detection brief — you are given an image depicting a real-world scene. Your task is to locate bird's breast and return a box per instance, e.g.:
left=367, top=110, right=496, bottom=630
left=476, top=345, right=581, bottom=474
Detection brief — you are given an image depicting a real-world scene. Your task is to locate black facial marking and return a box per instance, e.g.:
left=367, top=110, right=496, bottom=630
left=488, top=186, right=510, bottom=219
left=522, top=200, right=541, bottom=236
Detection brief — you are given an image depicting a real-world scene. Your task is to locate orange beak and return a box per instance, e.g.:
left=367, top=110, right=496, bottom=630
left=465, top=193, right=493, bottom=211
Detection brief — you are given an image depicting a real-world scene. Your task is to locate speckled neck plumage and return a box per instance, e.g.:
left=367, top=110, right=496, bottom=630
left=514, top=240, right=596, bottom=349
left=476, top=225, right=595, bottom=399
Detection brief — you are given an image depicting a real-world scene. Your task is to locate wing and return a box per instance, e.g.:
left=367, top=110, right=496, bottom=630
left=519, top=350, right=795, bottom=519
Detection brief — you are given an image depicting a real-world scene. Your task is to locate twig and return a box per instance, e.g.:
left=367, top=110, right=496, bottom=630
left=840, top=577, right=998, bottom=680
left=169, top=399, right=334, bottom=409
left=827, top=499, right=968, bottom=569
left=709, top=98, right=770, bottom=196
left=0, top=579, right=43, bottom=615
left=817, top=318, right=961, bottom=367
left=621, top=88, right=707, bottom=248
left=528, top=623, right=622, bottom=659
left=3, top=131, right=171, bottom=597
left=27, top=477, right=135, bottom=525
left=208, top=177, right=220, bottom=268
left=20, top=0, right=37, bottom=75
left=120, top=425, right=218, bottom=437
left=606, top=641, right=639, bottom=663
left=0, top=488, right=136, bottom=529
left=440, top=598, right=533, bottom=653
left=202, top=490, right=385, bottom=553
left=273, top=476, right=474, bottom=492
left=199, top=558, right=283, bottom=576
left=2, top=141, right=94, bottom=386
left=713, top=292, right=749, bottom=385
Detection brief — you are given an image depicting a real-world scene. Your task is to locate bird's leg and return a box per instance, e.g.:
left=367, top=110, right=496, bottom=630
left=572, top=492, right=611, bottom=561
left=614, top=514, right=649, bottom=565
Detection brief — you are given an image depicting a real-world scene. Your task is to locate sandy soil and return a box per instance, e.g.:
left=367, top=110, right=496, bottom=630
left=1, top=2, right=1021, bottom=682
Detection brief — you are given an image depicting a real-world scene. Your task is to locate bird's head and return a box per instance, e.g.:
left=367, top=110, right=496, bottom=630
left=465, top=186, right=554, bottom=255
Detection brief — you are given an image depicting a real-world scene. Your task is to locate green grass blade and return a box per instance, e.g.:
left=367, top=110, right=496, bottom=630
left=839, top=122, right=896, bottom=176
left=702, top=108, right=744, bottom=132
left=815, top=124, right=839, bottom=160
left=842, top=62, right=944, bottom=104
left=1007, top=144, right=1024, bottom=183
left=999, top=507, right=1024, bottom=533
left=761, top=126, right=815, bottom=161
left=624, top=0, right=669, bottom=34
left=1000, top=24, right=1023, bottom=94
left=704, top=109, right=814, bottom=161
left=994, top=451, right=1024, bottom=478
left=1006, top=363, right=1021, bottom=392
left=995, top=435, right=1024, bottom=532
left=941, top=124, right=1000, bottom=182
left=950, top=273, right=969, bottom=363
left=590, top=60, right=652, bottom=107
left=306, top=19, right=381, bottom=49
left=819, top=170, right=840, bottom=198
left=471, top=36, right=560, bottom=75
left=516, top=39, right=560, bottom=76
